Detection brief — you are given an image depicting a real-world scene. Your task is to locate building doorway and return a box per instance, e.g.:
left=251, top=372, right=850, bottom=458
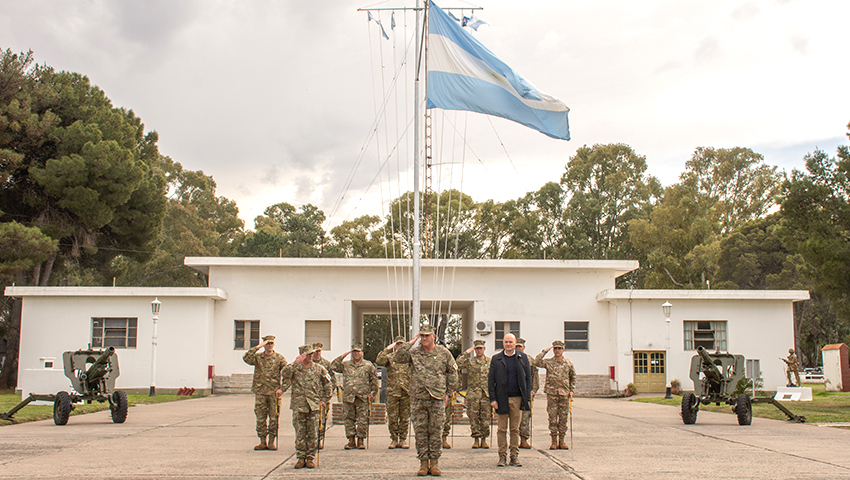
left=633, top=351, right=666, bottom=393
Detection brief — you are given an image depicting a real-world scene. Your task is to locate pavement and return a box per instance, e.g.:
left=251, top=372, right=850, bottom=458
left=1, top=393, right=849, bottom=479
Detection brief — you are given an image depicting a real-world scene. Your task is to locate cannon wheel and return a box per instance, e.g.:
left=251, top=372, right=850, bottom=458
left=735, top=393, right=752, bottom=426
left=110, top=390, right=129, bottom=424
left=681, top=392, right=699, bottom=424
left=53, top=391, right=71, bottom=425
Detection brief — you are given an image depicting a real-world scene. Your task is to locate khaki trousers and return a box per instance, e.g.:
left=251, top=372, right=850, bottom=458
left=496, top=396, right=522, bottom=456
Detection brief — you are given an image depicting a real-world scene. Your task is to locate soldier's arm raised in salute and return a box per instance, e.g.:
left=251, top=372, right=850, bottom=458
left=330, top=351, right=350, bottom=373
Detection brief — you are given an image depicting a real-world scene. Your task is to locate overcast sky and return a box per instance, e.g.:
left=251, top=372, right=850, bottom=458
left=2, top=0, right=848, bottom=230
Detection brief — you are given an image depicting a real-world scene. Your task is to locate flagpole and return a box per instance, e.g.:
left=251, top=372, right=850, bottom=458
left=411, top=0, right=425, bottom=337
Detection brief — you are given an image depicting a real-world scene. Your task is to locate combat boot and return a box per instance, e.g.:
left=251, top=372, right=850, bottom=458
left=509, top=455, right=522, bottom=467
left=417, top=459, right=430, bottom=476
left=356, top=437, right=366, bottom=449
left=519, top=436, right=531, bottom=449
left=304, top=460, right=315, bottom=468
left=442, top=435, right=451, bottom=449
left=549, top=435, right=558, bottom=450
left=558, top=434, right=569, bottom=449
left=430, top=458, right=442, bottom=476
left=267, top=436, right=277, bottom=451
left=294, top=459, right=306, bottom=469
left=472, top=437, right=480, bottom=449
left=399, top=438, right=409, bottom=449
left=388, top=436, right=398, bottom=449
left=254, top=436, right=268, bottom=451
left=480, top=438, right=489, bottom=449
left=497, top=455, right=507, bottom=467
left=345, top=436, right=356, bottom=449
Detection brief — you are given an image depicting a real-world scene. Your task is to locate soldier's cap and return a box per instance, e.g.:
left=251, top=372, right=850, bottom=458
left=789, top=348, right=795, bottom=353
left=419, top=324, right=435, bottom=335
left=312, top=342, right=324, bottom=350
left=351, top=344, right=363, bottom=351
left=299, top=344, right=315, bottom=355
left=552, top=340, right=565, bottom=348
left=516, top=338, right=526, bottom=346
left=262, top=335, right=275, bottom=342
left=393, top=336, right=405, bottom=343
left=473, top=339, right=486, bottom=348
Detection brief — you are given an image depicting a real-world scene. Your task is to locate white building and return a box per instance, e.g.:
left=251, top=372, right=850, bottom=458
left=5, top=257, right=808, bottom=398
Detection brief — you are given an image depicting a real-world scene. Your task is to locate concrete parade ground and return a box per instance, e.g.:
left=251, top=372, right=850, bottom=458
left=1, top=393, right=849, bottom=480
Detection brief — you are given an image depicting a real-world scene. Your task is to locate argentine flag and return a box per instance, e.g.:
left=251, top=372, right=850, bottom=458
left=427, top=2, right=570, bottom=141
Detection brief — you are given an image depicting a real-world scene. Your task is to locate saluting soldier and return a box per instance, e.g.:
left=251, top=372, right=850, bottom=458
left=311, top=342, right=335, bottom=449
left=281, top=344, right=333, bottom=469
left=456, top=339, right=491, bottom=449
left=516, top=338, right=539, bottom=449
left=534, top=340, right=576, bottom=450
left=376, top=336, right=411, bottom=449
left=394, top=325, right=458, bottom=477
left=331, top=344, right=379, bottom=450
left=242, top=335, right=287, bottom=451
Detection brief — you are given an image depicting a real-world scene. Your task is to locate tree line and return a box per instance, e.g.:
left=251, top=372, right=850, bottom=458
left=2, top=49, right=848, bottom=387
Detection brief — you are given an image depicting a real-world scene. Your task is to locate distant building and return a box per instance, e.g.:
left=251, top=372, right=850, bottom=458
left=5, top=257, right=808, bottom=398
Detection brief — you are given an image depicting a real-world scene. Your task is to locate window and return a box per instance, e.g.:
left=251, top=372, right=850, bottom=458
left=563, top=321, right=589, bottom=350
left=495, top=321, right=520, bottom=350
left=305, top=320, right=331, bottom=349
left=633, top=352, right=665, bottom=374
left=91, top=318, right=137, bottom=348
left=746, top=359, right=761, bottom=379
left=683, top=321, right=727, bottom=350
left=235, top=320, right=260, bottom=349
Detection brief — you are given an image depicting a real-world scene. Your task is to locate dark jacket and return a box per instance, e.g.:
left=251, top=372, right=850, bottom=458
left=488, top=349, right=532, bottom=414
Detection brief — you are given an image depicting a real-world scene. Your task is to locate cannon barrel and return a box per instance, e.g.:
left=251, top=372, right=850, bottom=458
left=697, top=346, right=723, bottom=383
left=84, top=347, right=116, bottom=383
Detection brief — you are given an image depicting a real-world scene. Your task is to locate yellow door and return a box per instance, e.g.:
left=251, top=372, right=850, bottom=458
left=633, top=351, right=667, bottom=393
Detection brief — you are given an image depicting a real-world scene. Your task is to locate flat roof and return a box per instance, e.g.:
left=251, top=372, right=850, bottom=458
left=596, top=289, right=810, bottom=302
left=184, top=256, right=640, bottom=276
left=4, top=286, right=228, bottom=300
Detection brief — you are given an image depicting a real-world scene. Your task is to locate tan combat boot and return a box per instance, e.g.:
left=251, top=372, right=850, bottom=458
left=304, top=459, right=315, bottom=468
left=345, top=436, right=356, bottom=449
left=510, top=455, right=522, bottom=467
left=480, top=438, right=489, bottom=449
left=558, top=434, right=569, bottom=449
left=389, top=436, right=398, bottom=449
left=430, top=458, right=442, bottom=476
left=294, top=459, right=306, bottom=469
left=519, top=436, right=531, bottom=449
left=549, top=435, right=558, bottom=450
left=356, top=437, right=366, bottom=449
left=497, top=455, right=507, bottom=467
left=417, top=458, right=430, bottom=476
left=267, top=436, right=277, bottom=451
left=254, top=436, right=268, bottom=451
left=399, top=438, right=409, bottom=449
left=472, top=437, right=480, bottom=449
left=442, top=435, right=451, bottom=449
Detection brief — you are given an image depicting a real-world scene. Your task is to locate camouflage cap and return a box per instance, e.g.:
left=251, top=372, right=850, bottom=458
left=516, top=337, right=526, bottom=346
left=351, top=344, right=363, bottom=351
left=312, top=342, right=324, bottom=350
left=789, top=348, right=795, bottom=354
left=299, top=344, right=315, bottom=355
left=419, top=324, right=435, bottom=335
left=552, top=340, right=565, bottom=348
left=393, top=336, right=405, bottom=343
left=262, top=335, right=275, bottom=342
left=473, top=339, right=486, bottom=348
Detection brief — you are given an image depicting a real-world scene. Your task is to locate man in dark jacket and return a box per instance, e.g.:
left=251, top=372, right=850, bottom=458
left=488, top=333, right=532, bottom=467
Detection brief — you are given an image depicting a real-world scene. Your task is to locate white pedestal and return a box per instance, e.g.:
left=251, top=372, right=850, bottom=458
left=774, top=386, right=813, bottom=401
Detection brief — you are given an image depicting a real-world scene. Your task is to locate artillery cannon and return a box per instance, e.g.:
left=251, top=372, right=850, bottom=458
left=681, top=346, right=804, bottom=425
left=1, top=347, right=128, bottom=425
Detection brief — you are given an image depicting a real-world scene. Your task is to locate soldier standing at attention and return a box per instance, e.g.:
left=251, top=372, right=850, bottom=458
left=331, top=344, right=379, bottom=450
left=534, top=340, right=576, bottom=450
left=311, top=342, right=335, bottom=449
left=394, top=325, right=458, bottom=477
left=242, top=335, right=287, bottom=451
left=281, top=344, right=332, bottom=469
left=456, top=339, right=491, bottom=449
left=376, top=336, right=411, bottom=449
left=516, top=338, right=538, bottom=449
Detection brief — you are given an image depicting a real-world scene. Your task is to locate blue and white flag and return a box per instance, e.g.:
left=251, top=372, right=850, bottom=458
left=427, top=2, right=570, bottom=140
left=462, top=14, right=487, bottom=31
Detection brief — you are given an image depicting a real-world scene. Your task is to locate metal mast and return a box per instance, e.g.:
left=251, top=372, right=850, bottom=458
left=411, top=0, right=426, bottom=336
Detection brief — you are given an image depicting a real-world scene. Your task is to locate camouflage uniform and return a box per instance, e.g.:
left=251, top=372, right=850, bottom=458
left=281, top=347, right=333, bottom=465
left=784, top=349, right=801, bottom=387
left=456, top=350, right=491, bottom=441
left=242, top=342, right=287, bottom=444
left=518, top=340, right=539, bottom=443
left=376, top=341, right=411, bottom=446
left=312, top=345, right=336, bottom=447
left=394, top=338, right=458, bottom=461
left=331, top=349, right=379, bottom=443
left=533, top=348, right=576, bottom=438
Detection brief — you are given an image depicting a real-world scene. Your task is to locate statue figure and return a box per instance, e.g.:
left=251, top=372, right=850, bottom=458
left=780, top=348, right=801, bottom=387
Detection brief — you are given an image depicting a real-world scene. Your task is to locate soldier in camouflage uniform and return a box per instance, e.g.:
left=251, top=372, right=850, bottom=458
left=533, top=340, right=576, bottom=450
left=782, top=348, right=801, bottom=387
left=394, top=325, right=458, bottom=477
left=456, top=339, right=491, bottom=449
left=242, top=335, right=287, bottom=451
left=376, top=336, right=411, bottom=449
left=311, top=342, right=335, bottom=449
left=281, top=345, right=333, bottom=469
left=516, top=338, right=539, bottom=449
left=331, top=344, right=379, bottom=450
